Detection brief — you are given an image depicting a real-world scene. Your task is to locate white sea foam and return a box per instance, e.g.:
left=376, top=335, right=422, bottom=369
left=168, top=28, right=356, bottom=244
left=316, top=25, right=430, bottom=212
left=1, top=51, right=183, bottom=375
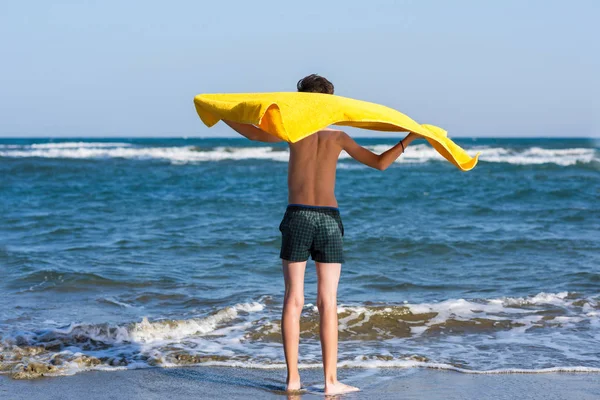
left=0, top=145, right=289, bottom=163
left=1, top=293, right=599, bottom=378
left=0, top=142, right=132, bottom=149
left=473, top=146, right=596, bottom=166
left=152, top=358, right=600, bottom=374
left=43, top=301, right=265, bottom=345
left=0, top=142, right=596, bottom=166
left=30, top=142, right=133, bottom=149
left=129, top=301, right=264, bottom=343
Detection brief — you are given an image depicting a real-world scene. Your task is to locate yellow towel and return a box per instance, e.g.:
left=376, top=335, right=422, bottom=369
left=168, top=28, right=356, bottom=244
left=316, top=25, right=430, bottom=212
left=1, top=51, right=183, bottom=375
left=193, top=92, right=479, bottom=171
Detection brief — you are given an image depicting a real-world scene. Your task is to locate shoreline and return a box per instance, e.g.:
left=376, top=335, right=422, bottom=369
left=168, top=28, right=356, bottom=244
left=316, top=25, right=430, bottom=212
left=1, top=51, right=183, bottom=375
left=2, top=366, right=600, bottom=399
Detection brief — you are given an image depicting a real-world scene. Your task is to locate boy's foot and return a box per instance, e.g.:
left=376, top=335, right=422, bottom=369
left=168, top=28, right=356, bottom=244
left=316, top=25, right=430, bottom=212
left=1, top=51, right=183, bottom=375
left=324, top=381, right=360, bottom=395
left=285, top=379, right=302, bottom=392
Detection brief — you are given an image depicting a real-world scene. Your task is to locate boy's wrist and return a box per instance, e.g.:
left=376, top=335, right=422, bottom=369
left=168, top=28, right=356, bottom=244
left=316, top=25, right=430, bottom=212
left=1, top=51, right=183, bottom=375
left=404, top=132, right=421, bottom=144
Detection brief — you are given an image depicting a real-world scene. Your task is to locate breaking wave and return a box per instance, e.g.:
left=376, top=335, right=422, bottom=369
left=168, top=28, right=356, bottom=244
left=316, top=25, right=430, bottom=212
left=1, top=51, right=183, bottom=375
left=0, top=142, right=597, bottom=166
left=1, top=292, right=599, bottom=379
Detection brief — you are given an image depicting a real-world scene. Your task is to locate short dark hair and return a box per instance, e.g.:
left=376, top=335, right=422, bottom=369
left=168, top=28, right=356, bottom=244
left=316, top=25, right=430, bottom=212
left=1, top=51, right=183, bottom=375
left=297, top=74, right=334, bottom=94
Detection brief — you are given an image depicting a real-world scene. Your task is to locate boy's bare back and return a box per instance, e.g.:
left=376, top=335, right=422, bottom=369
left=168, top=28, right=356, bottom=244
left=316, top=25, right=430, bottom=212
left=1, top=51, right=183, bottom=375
left=287, top=129, right=343, bottom=208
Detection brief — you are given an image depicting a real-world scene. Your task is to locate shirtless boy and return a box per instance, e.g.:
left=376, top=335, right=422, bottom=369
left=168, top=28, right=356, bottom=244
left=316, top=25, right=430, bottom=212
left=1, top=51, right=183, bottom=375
left=223, top=74, right=420, bottom=395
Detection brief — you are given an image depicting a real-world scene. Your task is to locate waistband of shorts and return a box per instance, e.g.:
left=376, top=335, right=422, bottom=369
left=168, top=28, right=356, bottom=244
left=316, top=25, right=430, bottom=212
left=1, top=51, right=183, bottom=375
left=287, top=203, right=340, bottom=212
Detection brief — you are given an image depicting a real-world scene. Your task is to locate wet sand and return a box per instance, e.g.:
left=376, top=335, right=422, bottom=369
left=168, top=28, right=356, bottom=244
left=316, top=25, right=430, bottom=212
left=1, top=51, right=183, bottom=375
left=2, top=367, right=600, bottom=399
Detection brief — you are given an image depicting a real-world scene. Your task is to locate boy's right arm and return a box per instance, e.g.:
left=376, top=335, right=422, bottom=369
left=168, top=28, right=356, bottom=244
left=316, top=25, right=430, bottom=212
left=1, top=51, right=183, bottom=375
left=337, top=131, right=420, bottom=170
left=222, top=120, right=284, bottom=143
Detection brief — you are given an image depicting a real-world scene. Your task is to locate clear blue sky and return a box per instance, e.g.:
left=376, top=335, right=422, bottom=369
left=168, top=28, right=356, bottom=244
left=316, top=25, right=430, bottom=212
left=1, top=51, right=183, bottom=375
left=1, top=0, right=598, bottom=138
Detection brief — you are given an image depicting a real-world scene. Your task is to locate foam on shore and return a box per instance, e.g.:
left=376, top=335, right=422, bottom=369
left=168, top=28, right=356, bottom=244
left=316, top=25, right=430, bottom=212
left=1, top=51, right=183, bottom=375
left=1, top=292, right=598, bottom=379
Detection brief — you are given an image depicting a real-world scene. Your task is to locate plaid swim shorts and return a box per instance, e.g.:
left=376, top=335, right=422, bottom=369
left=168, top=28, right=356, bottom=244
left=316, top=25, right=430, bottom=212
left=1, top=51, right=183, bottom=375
left=279, top=204, right=345, bottom=264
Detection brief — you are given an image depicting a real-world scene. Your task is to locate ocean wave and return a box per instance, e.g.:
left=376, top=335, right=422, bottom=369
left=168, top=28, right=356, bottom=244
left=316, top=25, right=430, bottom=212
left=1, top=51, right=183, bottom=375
left=12, top=270, right=155, bottom=292
left=0, top=142, right=132, bottom=149
left=30, top=142, right=133, bottom=149
left=1, top=293, right=598, bottom=379
left=0, top=142, right=597, bottom=166
left=0, top=145, right=289, bottom=163
left=473, top=146, right=597, bottom=166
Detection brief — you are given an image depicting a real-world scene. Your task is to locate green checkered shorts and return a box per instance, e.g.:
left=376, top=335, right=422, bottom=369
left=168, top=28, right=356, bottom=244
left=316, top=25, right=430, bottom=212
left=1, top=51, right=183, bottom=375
left=279, top=204, right=345, bottom=264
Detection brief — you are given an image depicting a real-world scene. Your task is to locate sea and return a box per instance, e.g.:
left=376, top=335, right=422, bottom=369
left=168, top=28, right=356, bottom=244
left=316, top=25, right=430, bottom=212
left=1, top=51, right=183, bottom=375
left=0, top=137, right=599, bottom=378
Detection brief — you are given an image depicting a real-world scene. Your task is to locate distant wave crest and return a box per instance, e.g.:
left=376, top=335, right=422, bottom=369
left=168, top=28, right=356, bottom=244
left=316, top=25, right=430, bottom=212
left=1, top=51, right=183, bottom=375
left=0, top=142, right=597, bottom=166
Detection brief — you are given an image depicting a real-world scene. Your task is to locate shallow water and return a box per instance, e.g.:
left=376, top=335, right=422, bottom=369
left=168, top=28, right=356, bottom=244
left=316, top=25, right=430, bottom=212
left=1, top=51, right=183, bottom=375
left=0, top=137, right=599, bottom=378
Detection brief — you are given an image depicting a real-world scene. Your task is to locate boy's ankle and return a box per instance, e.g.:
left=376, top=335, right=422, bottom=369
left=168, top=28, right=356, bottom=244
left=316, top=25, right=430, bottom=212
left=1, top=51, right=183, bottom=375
left=287, top=372, right=301, bottom=382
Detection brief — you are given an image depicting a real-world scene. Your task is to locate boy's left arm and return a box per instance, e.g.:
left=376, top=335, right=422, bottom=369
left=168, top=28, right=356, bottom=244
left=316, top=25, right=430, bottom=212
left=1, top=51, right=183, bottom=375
left=222, top=120, right=284, bottom=143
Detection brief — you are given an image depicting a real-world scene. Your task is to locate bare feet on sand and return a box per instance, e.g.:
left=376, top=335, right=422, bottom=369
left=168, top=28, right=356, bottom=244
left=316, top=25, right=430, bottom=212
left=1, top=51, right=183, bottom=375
left=324, top=381, right=360, bottom=396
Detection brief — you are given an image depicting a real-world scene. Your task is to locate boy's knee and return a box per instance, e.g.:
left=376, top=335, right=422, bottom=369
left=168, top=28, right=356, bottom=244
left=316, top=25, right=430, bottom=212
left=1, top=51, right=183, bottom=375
left=316, top=294, right=337, bottom=312
left=284, top=293, right=304, bottom=309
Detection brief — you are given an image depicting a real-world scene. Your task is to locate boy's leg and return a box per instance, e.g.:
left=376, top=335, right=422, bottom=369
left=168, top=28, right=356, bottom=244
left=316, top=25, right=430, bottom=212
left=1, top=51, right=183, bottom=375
left=316, top=262, right=359, bottom=395
left=281, top=259, right=307, bottom=391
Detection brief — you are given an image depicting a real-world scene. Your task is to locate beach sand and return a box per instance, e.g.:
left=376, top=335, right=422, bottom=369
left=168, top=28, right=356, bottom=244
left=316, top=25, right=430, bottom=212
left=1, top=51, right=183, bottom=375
left=2, top=367, right=599, bottom=399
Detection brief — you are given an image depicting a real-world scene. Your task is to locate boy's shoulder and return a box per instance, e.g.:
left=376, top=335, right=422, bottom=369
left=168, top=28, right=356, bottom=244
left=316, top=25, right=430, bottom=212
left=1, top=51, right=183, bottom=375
left=316, top=128, right=345, bottom=140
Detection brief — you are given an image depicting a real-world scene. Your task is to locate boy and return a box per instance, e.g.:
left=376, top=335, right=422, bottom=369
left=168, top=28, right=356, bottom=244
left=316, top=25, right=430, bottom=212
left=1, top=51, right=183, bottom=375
left=223, top=74, right=420, bottom=395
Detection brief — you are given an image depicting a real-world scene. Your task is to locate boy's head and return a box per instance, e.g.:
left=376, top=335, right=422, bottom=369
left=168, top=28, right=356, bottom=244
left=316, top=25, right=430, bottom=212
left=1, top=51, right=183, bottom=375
left=297, top=74, right=334, bottom=95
